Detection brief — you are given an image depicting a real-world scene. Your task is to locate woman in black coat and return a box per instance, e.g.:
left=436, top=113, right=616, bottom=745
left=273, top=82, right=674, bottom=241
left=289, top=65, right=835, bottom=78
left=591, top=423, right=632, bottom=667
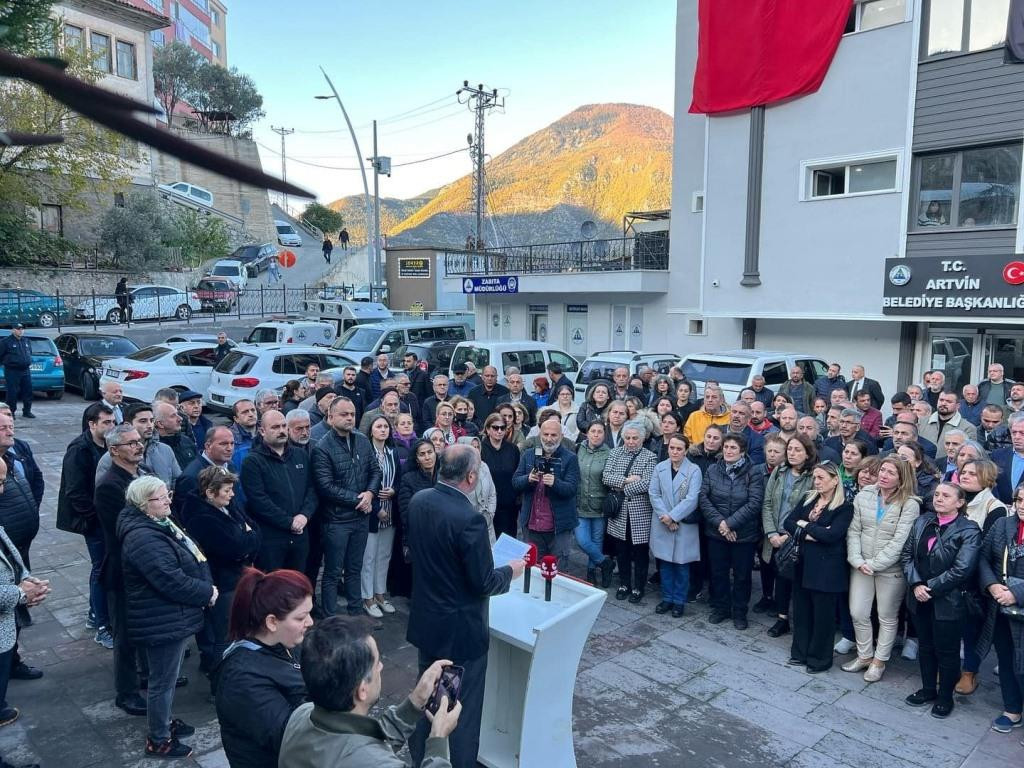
left=185, top=467, right=261, bottom=679
left=118, top=476, right=215, bottom=759
left=783, top=461, right=854, bottom=673
left=398, top=440, right=438, bottom=564
left=480, top=413, right=521, bottom=540
left=901, top=481, right=982, bottom=719
left=215, top=567, right=313, bottom=768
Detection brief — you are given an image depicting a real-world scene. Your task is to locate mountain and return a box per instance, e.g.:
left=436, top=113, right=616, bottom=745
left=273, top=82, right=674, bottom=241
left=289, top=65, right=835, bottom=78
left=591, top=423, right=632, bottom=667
left=328, top=188, right=438, bottom=246
left=327, top=103, right=672, bottom=247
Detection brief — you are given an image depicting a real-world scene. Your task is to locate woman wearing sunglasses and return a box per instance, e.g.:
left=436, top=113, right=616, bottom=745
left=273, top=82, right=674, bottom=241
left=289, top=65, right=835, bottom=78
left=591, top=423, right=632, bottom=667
left=480, top=413, right=521, bottom=541
left=783, top=461, right=854, bottom=673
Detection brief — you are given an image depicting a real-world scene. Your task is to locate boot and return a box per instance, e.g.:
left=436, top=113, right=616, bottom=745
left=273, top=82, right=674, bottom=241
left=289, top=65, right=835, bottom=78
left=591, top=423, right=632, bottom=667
left=954, top=671, right=978, bottom=695
left=586, top=568, right=597, bottom=586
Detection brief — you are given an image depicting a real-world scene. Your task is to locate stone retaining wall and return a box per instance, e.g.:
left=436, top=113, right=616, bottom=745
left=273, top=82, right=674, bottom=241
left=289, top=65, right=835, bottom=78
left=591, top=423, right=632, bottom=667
left=0, top=266, right=197, bottom=297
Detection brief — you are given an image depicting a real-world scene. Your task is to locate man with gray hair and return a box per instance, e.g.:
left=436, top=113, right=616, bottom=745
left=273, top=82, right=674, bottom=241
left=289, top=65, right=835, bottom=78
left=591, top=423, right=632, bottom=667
left=823, top=407, right=878, bottom=456
left=726, top=401, right=764, bottom=464
left=154, top=401, right=196, bottom=470
left=406, top=444, right=524, bottom=767
left=939, top=428, right=968, bottom=480
left=993, top=412, right=1024, bottom=502
left=96, top=403, right=181, bottom=485
left=286, top=408, right=312, bottom=453
left=497, top=370, right=538, bottom=425
left=511, top=417, right=580, bottom=573
left=796, top=415, right=840, bottom=463
left=300, top=374, right=336, bottom=415
left=254, top=389, right=281, bottom=418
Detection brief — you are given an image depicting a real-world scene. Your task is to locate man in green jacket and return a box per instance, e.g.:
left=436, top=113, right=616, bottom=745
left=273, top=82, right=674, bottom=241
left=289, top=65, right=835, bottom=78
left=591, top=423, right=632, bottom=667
left=279, top=616, right=460, bottom=768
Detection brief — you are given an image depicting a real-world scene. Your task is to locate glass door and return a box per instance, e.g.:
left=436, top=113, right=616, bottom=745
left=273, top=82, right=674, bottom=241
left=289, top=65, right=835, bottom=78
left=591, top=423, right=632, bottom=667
left=928, top=331, right=975, bottom=393
left=984, top=332, right=1024, bottom=383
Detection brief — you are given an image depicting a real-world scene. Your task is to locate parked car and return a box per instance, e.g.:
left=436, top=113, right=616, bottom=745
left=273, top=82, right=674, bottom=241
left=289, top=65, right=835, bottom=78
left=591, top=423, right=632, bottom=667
left=158, top=181, right=214, bottom=208
left=0, top=331, right=64, bottom=400
left=0, top=290, right=70, bottom=329
left=194, top=277, right=239, bottom=312
left=206, top=346, right=358, bottom=413
left=449, top=341, right=580, bottom=387
left=574, top=350, right=680, bottom=404
left=72, top=285, right=201, bottom=325
left=333, top=320, right=472, bottom=359
left=56, top=332, right=140, bottom=400
left=99, top=342, right=219, bottom=403
left=209, top=260, right=249, bottom=292
left=389, top=341, right=458, bottom=377
left=165, top=334, right=237, bottom=347
left=227, top=243, right=276, bottom=276
left=678, top=350, right=829, bottom=402
left=275, top=220, right=303, bottom=247
left=244, top=319, right=336, bottom=346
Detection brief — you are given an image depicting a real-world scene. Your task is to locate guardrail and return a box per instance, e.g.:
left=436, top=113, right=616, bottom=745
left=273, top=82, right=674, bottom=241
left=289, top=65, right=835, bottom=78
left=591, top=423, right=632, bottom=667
left=443, top=234, right=669, bottom=276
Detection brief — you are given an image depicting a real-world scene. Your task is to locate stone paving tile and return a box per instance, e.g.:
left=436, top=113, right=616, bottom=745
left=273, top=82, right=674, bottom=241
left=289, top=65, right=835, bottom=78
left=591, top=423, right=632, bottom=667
left=812, top=731, right=929, bottom=768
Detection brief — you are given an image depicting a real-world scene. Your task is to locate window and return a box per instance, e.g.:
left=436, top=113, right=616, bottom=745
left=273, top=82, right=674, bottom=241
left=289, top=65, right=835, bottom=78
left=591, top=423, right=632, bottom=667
left=503, top=351, right=545, bottom=375
left=64, top=24, right=84, bottom=54
left=212, top=41, right=221, bottom=58
left=913, top=144, right=1022, bottom=229
left=39, top=205, right=62, bottom=236
left=151, top=30, right=165, bottom=47
left=174, top=4, right=212, bottom=46
left=549, top=351, right=579, bottom=374
left=691, top=191, right=705, bottom=213
left=845, top=0, right=907, bottom=33
left=760, top=362, right=789, bottom=386
left=90, top=32, right=111, bottom=73
left=210, top=8, right=220, bottom=25
left=923, top=0, right=1011, bottom=58
left=115, top=41, right=136, bottom=79
left=215, top=352, right=255, bottom=375
left=803, top=155, right=899, bottom=199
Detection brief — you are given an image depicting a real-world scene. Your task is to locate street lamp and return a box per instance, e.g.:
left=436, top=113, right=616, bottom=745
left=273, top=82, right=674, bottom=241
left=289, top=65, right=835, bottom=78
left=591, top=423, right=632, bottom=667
left=315, top=67, right=375, bottom=289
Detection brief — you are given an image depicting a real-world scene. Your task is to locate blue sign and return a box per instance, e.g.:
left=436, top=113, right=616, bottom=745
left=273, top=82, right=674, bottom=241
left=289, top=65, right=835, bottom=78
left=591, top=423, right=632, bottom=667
left=462, top=276, right=519, bottom=294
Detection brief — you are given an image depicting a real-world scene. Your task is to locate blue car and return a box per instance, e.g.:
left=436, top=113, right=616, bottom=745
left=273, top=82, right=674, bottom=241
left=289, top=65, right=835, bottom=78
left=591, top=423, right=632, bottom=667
left=0, top=290, right=70, bottom=329
left=0, top=332, right=65, bottom=400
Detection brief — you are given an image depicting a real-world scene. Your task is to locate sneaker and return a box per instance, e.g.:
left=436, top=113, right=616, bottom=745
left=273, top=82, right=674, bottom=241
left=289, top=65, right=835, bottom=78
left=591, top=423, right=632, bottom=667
left=905, top=688, right=937, bottom=708
left=901, top=638, right=919, bottom=661
left=376, top=599, right=396, bottom=615
left=363, top=602, right=383, bottom=619
left=85, top=613, right=99, bottom=630
left=833, top=637, right=855, bottom=655
left=94, top=627, right=114, bottom=650
left=145, top=738, right=192, bottom=759
left=0, top=707, right=18, bottom=726
left=628, top=589, right=644, bottom=604
left=931, top=701, right=954, bottom=719
left=615, top=586, right=630, bottom=600
left=992, top=714, right=1024, bottom=733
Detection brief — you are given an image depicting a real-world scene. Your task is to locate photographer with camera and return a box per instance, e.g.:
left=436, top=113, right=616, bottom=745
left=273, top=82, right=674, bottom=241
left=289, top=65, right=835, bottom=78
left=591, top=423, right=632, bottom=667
left=512, top=419, right=580, bottom=572
left=279, top=615, right=460, bottom=767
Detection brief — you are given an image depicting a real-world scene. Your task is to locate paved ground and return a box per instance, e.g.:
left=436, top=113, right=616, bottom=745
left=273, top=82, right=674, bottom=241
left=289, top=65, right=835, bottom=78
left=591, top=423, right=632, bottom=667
left=0, top=393, right=1018, bottom=767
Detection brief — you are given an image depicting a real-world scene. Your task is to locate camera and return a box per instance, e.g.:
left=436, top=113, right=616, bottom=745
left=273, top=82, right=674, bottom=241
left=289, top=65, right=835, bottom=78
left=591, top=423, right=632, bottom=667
left=533, top=452, right=559, bottom=475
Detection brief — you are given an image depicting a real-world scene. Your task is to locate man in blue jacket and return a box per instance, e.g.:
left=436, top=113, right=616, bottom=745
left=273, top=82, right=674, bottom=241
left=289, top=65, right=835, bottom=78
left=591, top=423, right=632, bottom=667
left=0, top=325, right=34, bottom=419
left=512, top=418, right=580, bottom=572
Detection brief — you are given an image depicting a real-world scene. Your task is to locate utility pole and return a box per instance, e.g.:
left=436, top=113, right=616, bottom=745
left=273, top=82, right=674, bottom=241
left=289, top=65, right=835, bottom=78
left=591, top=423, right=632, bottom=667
left=458, top=81, right=503, bottom=249
left=271, top=126, right=295, bottom=213
left=367, top=121, right=391, bottom=292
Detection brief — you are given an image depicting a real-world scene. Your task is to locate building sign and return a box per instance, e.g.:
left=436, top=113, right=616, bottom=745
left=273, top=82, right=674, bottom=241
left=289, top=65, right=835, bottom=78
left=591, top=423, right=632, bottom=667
left=528, top=304, right=548, bottom=312
left=462, top=276, right=518, bottom=294
left=398, top=257, right=430, bottom=278
left=566, top=304, right=588, bottom=313
left=882, top=255, right=1024, bottom=316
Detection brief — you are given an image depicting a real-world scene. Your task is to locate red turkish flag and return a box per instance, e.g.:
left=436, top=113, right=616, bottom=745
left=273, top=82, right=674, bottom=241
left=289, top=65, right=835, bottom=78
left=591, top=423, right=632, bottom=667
left=690, top=0, right=853, bottom=114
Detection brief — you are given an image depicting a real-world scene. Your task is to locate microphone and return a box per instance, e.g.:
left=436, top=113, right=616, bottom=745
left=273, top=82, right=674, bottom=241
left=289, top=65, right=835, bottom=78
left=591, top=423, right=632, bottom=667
left=523, top=543, right=538, bottom=593
left=540, top=555, right=557, bottom=602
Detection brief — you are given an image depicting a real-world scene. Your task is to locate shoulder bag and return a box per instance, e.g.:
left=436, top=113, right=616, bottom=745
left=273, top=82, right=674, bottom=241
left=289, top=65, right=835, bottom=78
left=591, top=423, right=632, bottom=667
left=1001, top=547, right=1024, bottom=621
left=602, top=452, right=639, bottom=520
left=774, top=530, right=801, bottom=581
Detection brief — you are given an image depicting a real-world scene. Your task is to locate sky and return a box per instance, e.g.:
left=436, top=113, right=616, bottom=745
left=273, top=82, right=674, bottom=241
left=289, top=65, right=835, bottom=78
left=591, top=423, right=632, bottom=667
left=228, top=0, right=677, bottom=209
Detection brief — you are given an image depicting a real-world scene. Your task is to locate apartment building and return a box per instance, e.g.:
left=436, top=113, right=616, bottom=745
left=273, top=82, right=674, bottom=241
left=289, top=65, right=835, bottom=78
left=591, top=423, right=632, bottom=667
left=126, top=0, right=225, bottom=65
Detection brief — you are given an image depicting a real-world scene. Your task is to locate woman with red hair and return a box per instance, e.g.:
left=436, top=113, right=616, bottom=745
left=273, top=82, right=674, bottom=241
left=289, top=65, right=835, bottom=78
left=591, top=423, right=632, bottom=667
left=215, top=568, right=313, bottom=768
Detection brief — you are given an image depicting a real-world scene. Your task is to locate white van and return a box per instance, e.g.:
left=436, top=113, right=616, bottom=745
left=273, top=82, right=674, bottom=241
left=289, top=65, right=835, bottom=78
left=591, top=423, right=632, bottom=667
left=209, top=259, right=249, bottom=291
left=333, top=320, right=473, bottom=359
left=449, top=341, right=579, bottom=386
left=275, top=220, right=302, bottom=247
left=244, top=319, right=337, bottom=346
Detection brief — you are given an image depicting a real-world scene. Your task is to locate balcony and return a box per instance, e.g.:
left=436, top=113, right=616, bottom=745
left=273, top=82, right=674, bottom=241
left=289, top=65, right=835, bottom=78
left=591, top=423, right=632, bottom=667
left=441, top=233, right=670, bottom=295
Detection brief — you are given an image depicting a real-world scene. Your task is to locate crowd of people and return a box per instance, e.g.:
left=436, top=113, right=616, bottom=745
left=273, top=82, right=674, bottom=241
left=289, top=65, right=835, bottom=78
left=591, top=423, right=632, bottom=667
left=1, top=354, right=1023, bottom=766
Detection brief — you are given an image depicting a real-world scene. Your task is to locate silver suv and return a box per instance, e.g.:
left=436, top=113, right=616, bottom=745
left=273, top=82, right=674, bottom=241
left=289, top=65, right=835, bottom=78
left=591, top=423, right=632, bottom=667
left=678, top=349, right=829, bottom=402
left=574, top=350, right=680, bottom=403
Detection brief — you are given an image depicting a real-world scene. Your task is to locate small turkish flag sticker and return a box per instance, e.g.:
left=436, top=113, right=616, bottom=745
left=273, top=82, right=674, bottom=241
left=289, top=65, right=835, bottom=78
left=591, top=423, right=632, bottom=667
left=1005, top=262, right=1024, bottom=285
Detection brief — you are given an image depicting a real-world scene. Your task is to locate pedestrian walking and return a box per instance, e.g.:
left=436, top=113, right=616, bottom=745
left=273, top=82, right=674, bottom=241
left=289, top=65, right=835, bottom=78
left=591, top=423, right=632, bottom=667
left=322, top=237, right=333, bottom=264
left=115, top=277, right=132, bottom=322
left=0, top=325, right=34, bottom=419
left=339, top=228, right=349, bottom=250
left=268, top=254, right=282, bottom=284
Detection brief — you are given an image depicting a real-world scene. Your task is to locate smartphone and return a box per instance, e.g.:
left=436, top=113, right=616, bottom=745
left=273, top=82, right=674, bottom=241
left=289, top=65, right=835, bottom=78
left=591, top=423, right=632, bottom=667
left=426, top=664, right=464, bottom=715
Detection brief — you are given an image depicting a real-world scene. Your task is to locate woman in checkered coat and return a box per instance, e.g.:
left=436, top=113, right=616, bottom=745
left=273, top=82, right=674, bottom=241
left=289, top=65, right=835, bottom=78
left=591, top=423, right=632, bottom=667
left=603, top=420, right=658, bottom=604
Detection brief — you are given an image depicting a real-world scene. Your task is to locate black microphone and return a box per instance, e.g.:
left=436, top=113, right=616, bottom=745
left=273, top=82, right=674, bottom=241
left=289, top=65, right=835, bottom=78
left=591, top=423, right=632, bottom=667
left=523, top=543, right=537, bottom=593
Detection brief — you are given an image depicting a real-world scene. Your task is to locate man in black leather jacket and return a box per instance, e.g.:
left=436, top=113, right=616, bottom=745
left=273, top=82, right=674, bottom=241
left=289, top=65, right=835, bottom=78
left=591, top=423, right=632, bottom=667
left=311, top=397, right=381, bottom=616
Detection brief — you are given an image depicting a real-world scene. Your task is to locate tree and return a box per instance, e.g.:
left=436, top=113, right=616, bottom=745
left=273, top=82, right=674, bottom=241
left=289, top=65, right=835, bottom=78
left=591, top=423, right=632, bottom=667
left=302, top=202, right=344, bottom=235
left=191, top=64, right=264, bottom=136
left=168, top=209, right=229, bottom=267
left=99, top=191, right=174, bottom=271
left=152, top=41, right=204, bottom=127
left=0, top=0, right=56, bottom=55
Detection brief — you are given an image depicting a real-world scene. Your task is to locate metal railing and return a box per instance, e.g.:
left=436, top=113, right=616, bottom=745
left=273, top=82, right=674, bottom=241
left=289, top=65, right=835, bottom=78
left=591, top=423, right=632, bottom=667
left=443, top=234, right=669, bottom=276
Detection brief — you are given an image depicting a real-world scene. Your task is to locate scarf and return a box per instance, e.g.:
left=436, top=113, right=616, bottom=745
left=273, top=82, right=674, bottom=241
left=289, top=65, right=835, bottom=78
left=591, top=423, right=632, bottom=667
left=926, top=512, right=958, bottom=552
left=153, top=516, right=207, bottom=563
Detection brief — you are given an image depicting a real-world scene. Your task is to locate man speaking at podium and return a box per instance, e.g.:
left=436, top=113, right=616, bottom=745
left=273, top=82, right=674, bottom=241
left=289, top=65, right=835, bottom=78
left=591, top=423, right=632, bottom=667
left=407, top=444, right=526, bottom=768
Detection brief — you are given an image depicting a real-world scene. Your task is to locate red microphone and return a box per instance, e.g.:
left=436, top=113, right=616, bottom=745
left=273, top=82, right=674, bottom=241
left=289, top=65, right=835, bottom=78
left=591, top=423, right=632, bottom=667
left=523, top=543, right=538, bottom=593
left=540, top=555, right=558, bottom=601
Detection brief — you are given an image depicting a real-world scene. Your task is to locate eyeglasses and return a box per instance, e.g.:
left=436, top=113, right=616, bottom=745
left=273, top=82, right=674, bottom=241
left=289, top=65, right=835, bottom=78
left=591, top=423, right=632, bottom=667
left=117, top=440, right=144, bottom=448
left=488, top=425, right=506, bottom=432
left=818, top=460, right=837, bottom=469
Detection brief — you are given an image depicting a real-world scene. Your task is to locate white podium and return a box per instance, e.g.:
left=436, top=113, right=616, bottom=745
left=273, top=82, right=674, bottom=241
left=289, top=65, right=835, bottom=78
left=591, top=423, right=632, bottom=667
left=479, top=571, right=606, bottom=768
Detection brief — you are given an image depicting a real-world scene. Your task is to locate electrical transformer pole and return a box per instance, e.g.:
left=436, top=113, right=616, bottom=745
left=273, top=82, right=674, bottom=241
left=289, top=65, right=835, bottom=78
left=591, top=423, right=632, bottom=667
left=458, top=82, right=503, bottom=249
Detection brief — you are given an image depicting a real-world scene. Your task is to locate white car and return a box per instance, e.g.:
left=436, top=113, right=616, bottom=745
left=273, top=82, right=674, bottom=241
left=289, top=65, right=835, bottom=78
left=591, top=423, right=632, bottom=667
left=206, top=345, right=359, bottom=413
left=99, top=342, right=219, bottom=403
left=158, top=181, right=214, bottom=208
left=73, top=284, right=202, bottom=325
left=275, top=220, right=303, bottom=247
left=209, top=260, right=249, bottom=291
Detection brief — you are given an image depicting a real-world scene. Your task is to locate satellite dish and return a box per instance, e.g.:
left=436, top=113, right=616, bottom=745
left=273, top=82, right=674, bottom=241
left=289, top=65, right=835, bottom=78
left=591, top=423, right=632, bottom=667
left=580, top=220, right=597, bottom=240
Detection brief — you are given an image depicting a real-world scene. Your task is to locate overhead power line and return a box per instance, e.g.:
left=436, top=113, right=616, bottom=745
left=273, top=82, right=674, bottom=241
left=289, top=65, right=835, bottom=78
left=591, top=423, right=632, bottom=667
left=255, top=141, right=467, bottom=171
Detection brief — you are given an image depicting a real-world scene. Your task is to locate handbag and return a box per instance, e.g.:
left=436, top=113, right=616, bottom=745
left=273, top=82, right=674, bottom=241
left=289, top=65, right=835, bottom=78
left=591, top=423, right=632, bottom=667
left=602, top=452, right=639, bottom=520
left=1001, top=547, right=1024, bottom=621
left=774, top=532, right=801, bottom=581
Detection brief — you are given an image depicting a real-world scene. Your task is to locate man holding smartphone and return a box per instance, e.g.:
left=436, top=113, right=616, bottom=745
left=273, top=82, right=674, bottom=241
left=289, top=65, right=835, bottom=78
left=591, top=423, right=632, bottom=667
left=406, top=444, right=526, bottom=768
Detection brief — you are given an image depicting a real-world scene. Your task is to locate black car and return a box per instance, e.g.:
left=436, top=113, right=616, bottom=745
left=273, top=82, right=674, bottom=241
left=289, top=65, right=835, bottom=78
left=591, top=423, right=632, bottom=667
left=55, top=332, right=141, bottom=400
left=228, top=243, right=276, bottom=276
left=394, top=341, right=459, bottom=378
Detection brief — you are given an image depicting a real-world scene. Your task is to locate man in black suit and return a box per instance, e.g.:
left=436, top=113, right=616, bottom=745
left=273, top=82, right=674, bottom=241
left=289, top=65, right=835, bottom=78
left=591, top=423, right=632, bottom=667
left=845, top=364, right=884, bottom=411
left=993, top=414, right=1024, bottom=503
left=406, top=444, right=525, bottom=768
